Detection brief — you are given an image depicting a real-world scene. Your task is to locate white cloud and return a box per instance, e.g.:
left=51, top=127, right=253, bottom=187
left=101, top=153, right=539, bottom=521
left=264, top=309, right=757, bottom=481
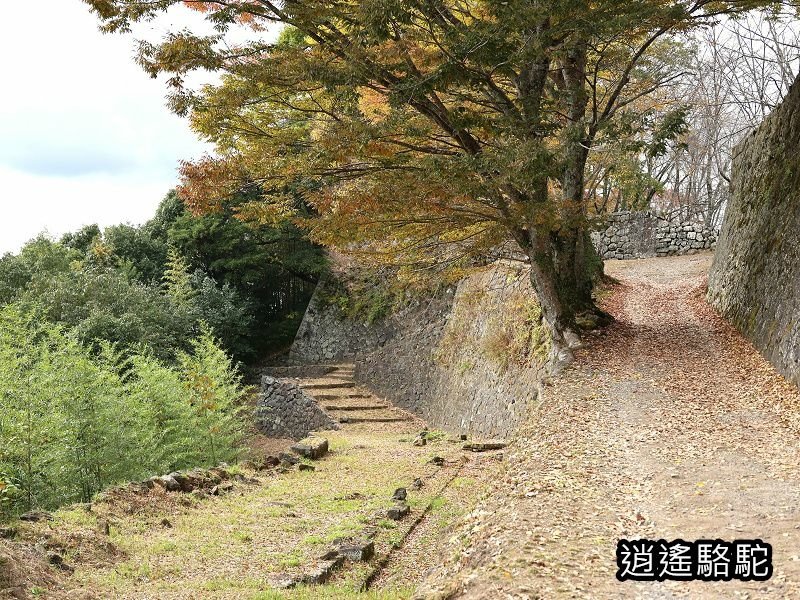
left=0, top=0, right=213, bottom=253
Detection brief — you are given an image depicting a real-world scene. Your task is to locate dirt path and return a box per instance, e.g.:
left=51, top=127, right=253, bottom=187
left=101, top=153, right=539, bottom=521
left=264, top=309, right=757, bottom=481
left=417, top=253, right=800, bottom=599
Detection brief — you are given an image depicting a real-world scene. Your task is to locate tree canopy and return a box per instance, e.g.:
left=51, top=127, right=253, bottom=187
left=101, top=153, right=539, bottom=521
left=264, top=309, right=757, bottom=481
left=84, top=0, right=786, bottom=365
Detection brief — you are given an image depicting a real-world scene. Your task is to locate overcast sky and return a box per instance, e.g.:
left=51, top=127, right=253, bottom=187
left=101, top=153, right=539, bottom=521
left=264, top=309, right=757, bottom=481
left=0, top=2, right=214, bottom=254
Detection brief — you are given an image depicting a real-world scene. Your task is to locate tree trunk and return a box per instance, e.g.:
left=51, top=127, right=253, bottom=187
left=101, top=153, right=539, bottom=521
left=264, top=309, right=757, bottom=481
left=520, top=41, right=614, bottom=371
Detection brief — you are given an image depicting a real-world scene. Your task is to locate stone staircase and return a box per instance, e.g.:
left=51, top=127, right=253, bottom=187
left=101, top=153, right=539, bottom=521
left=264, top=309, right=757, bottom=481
left=298, top=364, right=418, bottom=426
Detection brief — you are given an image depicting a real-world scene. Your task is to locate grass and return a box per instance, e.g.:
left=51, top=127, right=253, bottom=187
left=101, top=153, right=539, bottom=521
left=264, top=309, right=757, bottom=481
left=21, top=427, right=463, bottom=599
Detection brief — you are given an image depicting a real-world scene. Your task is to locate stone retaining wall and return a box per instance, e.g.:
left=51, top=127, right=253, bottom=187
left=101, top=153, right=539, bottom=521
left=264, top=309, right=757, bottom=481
left=592, top=211, right=718, bottom=260
left=255, top=376, right=339, bottom=440
left=289, top=262, right=545, bottom=438
left=708, top=76, right=800, bottom=387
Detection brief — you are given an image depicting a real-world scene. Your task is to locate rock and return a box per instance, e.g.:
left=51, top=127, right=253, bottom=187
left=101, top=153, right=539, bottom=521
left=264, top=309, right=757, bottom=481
left=279, top=452, right=300, bottom=466
left=412, top=435, right=427, bottom=447
left=459, top=434, right=467, bottom=441
left=47, top=552, right=73, bottom=573
left=411, top=478, right=424, bottom=490
left=0, top=527, right=17, bottom=539
left=301, top=556, right=345, bottom=585
left=19, top=511, right=53, bottom=522
left=156, top=475, right=181, bottom=492
left=387, top=503, right=410, bottom=520
left=338, top=540, right=375, bottom=562
left=462, top=440, right=507, bottom=452
left=160, top=518, right=173, bottom=528
left=392, top=488, right=407, bottom=501
left=291, top=437, right=329, bottom=460
left=429, top=456, right=445, bottom=466
left=299, top=464, right=316, bottom=472
left=169, top=472, right=196, bottom=493
left=210, top=482, right=234, bottom=496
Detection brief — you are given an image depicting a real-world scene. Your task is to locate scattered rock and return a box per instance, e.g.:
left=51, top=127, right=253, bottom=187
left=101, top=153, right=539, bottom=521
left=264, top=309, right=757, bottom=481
left=411, top=478, right=424, bottom=490
left=0, top=527, right=17, bottom=539
left=319, top=549, right=340, bottom=560
left=279, top=452, right=300, bottom=466
left=412, top=435, right=427, bottom=447
left=459, top=433, right=468, bottom=441
left=291, top=437, right=329, bottom=460
left=387, top=503, right=410, bottom=520
left=299, top=464, right=316, bottom=472
left=19, top=511, right=53, bottom=522
left=160, top=518, right=172, bottom=528
left=47, top=552, right=73, bottom=573
left=301, top=556, right=345, bottom=585
left=338, top=540, right=375, bottom=562
left=392, top=487, right=407, bottom=501
left=156, top=475, right=181, bottom=492
left=210, top=482, right=234, bottom=496
left=429, top=456, right=445, bottom=466
left=462, top=440, right=507, bottom=452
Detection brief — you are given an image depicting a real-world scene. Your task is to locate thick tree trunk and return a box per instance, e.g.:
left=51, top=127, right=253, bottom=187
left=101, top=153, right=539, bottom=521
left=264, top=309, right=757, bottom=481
left=525, top=229, right=608, bottom=372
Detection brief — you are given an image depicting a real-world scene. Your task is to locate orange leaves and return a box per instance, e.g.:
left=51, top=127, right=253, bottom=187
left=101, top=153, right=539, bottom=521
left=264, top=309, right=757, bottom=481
left=358, top=87, right=391, bottom=122
left=177, top=156, right=243, bottom=215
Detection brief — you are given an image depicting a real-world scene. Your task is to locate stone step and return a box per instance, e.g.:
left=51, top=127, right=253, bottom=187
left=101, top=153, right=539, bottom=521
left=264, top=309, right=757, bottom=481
left=323, top=404, right=390, bottom=412
left=301, top=381, right=356, bottom=390
left=313, top=393, right=371, bottom=401
left=329, top=407, right=413, bottom=424
left=336, top=415, right=411, bottom=424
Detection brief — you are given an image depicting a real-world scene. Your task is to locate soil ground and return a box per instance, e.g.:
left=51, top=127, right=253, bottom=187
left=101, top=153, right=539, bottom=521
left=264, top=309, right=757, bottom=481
left=418, top=253, right=800, bottom=599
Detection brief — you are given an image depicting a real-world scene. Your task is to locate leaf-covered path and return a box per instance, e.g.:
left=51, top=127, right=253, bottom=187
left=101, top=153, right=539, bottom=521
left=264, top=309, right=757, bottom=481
left=418, top=253, right=800, bottom=599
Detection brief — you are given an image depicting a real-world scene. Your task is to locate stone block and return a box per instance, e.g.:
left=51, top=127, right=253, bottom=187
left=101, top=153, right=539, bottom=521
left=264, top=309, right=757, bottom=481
left=338, top=540, right=375, bottom=561
left=291, top=437, right=329, bottom=460
left=463, top=440, right=507, bottom=452
left=387, top=503, right=410, bottom=520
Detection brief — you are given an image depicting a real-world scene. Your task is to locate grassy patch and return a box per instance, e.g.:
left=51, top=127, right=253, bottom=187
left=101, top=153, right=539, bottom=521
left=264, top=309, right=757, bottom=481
left=44, top=428, right=462, bottom=598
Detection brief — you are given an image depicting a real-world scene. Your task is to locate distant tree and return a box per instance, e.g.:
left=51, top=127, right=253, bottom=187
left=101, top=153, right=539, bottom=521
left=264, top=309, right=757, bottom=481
left=61, top=224, right=101, bottom=254
left=0, top=236, right=78, bottom=305
left=20, top=266, right=192, bottom=363
left=104, top=223, right=168, bottom=284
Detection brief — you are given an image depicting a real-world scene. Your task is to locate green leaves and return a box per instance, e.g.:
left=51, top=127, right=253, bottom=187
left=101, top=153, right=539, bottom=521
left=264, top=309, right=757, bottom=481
left=0, top=304, right=246, bottom=518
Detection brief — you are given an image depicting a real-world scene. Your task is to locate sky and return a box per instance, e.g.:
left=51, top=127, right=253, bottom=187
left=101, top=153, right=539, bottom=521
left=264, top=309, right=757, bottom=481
left=0, top=2, right=214, bottom=254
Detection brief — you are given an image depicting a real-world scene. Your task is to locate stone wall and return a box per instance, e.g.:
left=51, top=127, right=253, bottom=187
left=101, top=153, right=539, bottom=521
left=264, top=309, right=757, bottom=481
left=591, top=211, right=718, bottom=260
left=289, top=263, right=545, bottom=439
left=708, top=77, right=800, bottom=387
left=289, top=280, right=431, bottom=364
left=255, top=376, right=340, bottom=440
